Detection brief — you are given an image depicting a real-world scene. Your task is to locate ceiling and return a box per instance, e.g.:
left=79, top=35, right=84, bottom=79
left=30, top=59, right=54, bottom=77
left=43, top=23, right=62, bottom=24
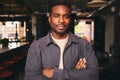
left=0, top=0, right=115, bottom=17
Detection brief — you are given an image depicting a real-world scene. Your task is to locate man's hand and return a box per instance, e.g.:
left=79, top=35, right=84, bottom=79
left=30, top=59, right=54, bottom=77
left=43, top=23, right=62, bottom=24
left=42, top=68, right=54, bottom=78
left=42, top=58, right=86, bottom=78
left=75, top=58, right=86, bottom=69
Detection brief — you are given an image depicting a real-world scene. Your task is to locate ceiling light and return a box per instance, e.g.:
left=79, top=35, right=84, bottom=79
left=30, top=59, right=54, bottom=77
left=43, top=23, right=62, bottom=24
left=77, top=12, right=90, bottom=17
left=87, top=0, right=107, bottom=8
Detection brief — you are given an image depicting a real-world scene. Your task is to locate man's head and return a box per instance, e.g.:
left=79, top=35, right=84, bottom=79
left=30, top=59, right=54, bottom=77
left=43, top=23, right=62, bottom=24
left=48, top=4, right=71, bottom=35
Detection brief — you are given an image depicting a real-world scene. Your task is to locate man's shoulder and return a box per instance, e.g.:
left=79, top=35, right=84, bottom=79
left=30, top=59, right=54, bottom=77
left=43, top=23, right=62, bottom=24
left=35, top=36, right=48, bottom=45
left=69, top=33, right=85, bottom=43
left=38, top=36, right=47, bottom=41
left=70, top=33, right=91, bottom=46
left=30, top=35, right=46, bottom=43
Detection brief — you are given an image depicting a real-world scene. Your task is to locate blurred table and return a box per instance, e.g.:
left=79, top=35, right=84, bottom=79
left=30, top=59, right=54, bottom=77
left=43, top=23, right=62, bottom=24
left=0, top=42, right=27, bottom=54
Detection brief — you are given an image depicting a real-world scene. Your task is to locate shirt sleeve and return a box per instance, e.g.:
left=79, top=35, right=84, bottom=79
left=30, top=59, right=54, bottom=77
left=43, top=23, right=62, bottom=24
left=24, top=41, right=50, bottom=80
left=53, top=41, right=99, bottom=80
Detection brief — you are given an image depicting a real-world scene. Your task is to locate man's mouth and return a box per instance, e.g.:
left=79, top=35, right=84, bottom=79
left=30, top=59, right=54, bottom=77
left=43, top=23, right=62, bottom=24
left=56, top=24, right=65, bottom=30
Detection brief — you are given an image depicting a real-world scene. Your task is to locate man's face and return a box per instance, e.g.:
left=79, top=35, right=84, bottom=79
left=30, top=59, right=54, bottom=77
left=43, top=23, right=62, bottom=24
left=48, top=5, right=71, bottom=35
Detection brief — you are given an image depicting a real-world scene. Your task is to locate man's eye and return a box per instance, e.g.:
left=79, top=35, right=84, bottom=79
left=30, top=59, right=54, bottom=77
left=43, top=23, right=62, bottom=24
left=53, top=14, right=59, bottom=18
left=64, top=15, right=70, bottom=18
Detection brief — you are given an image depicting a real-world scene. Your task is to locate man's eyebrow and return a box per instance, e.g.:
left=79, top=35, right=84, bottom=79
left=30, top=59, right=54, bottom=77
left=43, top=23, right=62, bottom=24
left=53, top=13, right=70, bottom=15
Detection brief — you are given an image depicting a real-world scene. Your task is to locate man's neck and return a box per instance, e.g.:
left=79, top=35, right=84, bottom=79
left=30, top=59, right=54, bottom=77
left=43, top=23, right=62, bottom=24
left=51, top=32, right=68, bottom=39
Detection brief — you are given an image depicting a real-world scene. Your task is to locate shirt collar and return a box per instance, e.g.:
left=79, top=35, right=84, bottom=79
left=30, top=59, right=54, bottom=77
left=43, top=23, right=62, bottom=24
left=45, top=31, right=79, bottom=46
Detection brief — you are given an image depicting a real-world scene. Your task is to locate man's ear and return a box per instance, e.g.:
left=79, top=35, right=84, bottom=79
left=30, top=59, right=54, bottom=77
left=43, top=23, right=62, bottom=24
left=48, top=16, right=50, bottom=23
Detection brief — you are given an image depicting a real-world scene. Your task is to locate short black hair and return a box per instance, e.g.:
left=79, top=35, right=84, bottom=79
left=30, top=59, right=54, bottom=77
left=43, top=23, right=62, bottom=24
left=49, top=3, right=71, bottom=15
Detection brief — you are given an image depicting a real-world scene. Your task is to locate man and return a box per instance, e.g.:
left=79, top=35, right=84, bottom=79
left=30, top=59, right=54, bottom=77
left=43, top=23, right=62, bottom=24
left=24, top=3, right=99, bottom=80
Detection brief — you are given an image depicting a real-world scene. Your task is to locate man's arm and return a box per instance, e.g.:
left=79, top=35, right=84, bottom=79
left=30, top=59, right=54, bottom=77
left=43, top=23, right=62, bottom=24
left=42, top=58, right=86, bottom=78
left=42, top=43, right=99, bottom=80
left=24, top=41, right=49, bottom=80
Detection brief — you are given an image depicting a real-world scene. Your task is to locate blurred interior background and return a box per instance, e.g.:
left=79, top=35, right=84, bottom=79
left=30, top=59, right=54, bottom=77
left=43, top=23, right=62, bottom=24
left=0, top=0, right=120, bottom=80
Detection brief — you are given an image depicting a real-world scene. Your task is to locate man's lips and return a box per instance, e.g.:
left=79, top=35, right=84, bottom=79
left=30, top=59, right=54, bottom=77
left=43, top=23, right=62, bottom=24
left=56, top=24, right=65, bottom=30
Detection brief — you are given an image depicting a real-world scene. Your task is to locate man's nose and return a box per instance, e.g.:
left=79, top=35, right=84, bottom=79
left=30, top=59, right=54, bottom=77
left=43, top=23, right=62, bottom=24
left=59, top=16, right=64, bottom=23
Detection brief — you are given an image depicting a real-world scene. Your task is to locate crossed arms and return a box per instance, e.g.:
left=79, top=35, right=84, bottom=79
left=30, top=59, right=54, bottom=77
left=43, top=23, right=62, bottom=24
left=25, top=40, right=99, bottom=80
left=42, top=58, right=86, bottom=78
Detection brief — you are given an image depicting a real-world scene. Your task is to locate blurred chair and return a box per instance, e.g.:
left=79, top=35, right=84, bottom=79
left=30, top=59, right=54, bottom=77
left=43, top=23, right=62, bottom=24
left=0, top=69, right=13, bottom=80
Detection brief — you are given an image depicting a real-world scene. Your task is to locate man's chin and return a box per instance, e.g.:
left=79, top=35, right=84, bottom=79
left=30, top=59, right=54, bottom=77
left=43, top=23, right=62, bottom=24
left=56, top=30, right=68, bottom=35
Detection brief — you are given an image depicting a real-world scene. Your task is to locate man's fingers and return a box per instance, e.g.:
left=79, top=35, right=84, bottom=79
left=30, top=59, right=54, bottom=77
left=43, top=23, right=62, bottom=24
left=42, top=69, right=54, bottom=78
left=75, top=59, right=82, bottom=69
left=77, top=59, right=85, bottom=69
left=83, top=58, right=86, bottom=63
left=83, top=65, right=86, bottom=68
left=75, top=58, right=86, bottom=69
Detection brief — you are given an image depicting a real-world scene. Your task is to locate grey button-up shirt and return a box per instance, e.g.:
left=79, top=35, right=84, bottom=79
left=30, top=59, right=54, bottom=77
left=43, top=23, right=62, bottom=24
left=24, top=32, right=99, bottom=80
